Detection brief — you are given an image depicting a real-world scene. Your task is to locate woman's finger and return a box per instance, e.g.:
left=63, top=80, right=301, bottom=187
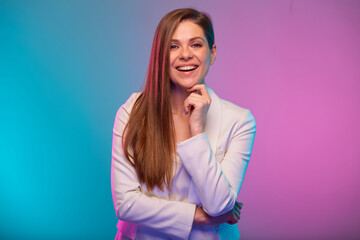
left=235, top=201, right=243, bottom=210
left=233, top=209, right=240, bottom=220
left=183, top=98, right=191, bottom=114
left=187, top=93, right=208, bottom=103
left=234, top=205, right=241, bottom=216
left=227, top=214, right=237, bottom=225
left=188, top=84, right=211, bottom=100
left=184, top=94, right=209, bottom=114
left=187, top=93, right=210, bottom=106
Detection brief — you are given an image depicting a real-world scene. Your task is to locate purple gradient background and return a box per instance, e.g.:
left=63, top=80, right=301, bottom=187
left=210, top=1, right=360, bottom=239
left=180, top=0, right=360, bottom=238
left=1, top=0, right=359, bottom=239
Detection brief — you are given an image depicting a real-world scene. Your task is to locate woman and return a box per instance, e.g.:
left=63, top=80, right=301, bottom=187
left=111, top=8, right=256, bottom=239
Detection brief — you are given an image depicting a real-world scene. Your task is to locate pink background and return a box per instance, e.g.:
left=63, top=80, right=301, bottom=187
left=211, top=1, right=360, bottom=239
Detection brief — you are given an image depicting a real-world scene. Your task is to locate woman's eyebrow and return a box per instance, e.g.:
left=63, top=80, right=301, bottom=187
left=189, top=37, right=204, bottom=42
left=171, top=37, right=205, bottom=43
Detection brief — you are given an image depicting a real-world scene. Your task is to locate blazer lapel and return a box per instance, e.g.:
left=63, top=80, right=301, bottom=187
left=204, top=85, right=223, bottom=155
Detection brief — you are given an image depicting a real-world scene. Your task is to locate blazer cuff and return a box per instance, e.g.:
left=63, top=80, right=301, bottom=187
left=176, top=132, right=213, bottom=182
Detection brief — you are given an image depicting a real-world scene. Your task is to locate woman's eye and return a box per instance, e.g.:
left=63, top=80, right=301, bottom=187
left=170, top=45, right=178, bottom=49
left=192, top=43, right=202, bottom=48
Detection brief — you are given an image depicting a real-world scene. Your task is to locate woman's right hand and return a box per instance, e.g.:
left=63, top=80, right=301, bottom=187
left=193, top=201, right=243, bottom=226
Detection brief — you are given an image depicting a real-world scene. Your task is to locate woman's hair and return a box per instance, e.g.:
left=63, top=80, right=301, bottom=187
left=122, top=8, right=215, bottom=191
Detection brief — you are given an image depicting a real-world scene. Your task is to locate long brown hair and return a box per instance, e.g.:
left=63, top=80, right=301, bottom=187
left=122, top=8, right=215, bottom=191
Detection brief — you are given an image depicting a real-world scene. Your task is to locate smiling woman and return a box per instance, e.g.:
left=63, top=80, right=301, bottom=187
left=169, top=20, right=216, bottom=90
left=111, top=8, right=256, bottom=240
left=170, top=20, right=217, bottom=143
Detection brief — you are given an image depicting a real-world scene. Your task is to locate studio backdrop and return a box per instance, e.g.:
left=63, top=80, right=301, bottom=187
left=1, top=0, right=359, bottom=239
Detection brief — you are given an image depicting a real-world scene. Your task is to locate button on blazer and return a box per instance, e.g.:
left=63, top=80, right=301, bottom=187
left=111, top=86, right=256, bottom=239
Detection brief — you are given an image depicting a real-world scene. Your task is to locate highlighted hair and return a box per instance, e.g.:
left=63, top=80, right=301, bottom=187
left=123, top=8, right=214, bottom=191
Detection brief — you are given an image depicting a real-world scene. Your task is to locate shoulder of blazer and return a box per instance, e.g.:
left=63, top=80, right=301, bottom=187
left=220, top=98, right=256, bottom=127
left=207, top=86, right=256, bottom=129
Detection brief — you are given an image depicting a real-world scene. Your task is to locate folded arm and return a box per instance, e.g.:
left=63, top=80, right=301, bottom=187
left=176, top=109, right=256, bottom=217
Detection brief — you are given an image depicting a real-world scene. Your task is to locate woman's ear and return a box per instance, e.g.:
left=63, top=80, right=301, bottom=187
left=210, top=44, right=217, bottom=65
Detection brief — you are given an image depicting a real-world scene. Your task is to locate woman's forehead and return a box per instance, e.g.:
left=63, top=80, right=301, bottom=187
left=171, top=21, right=205, bottom=42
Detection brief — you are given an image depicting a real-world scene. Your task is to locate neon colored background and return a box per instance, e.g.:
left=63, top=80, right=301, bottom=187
left=1, top=1, right=359, bottom=239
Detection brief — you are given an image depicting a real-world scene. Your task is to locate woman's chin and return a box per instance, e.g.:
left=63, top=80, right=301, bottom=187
left=171, top=79, right=204, bottom=90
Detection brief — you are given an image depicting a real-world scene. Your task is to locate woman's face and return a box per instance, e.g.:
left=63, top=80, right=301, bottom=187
left=169, top=20, right=216, bottom=89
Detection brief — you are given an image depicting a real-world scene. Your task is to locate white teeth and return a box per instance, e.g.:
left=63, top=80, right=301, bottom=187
left=177, top=65, right=197, bottom=71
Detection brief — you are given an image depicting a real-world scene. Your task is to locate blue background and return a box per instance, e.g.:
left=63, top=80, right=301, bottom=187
left=0, top=1, right=150, bottom=239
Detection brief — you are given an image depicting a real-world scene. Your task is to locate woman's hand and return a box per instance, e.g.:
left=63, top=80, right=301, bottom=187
left=193, top=201, right=243, bottom=226
left=184, top=84, right=211, bottom=137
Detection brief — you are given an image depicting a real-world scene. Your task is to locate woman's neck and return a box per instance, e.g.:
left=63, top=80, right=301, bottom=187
left=170, top=84, right=190, bottom=116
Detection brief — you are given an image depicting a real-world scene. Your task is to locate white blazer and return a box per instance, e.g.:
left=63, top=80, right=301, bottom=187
left=111, top=86, right=256, bottom=240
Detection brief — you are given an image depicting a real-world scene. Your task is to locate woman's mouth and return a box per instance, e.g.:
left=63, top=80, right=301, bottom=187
left=176, top=65, right=199, bottom=72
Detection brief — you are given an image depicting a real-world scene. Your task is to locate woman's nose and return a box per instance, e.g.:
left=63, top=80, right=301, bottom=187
left=179, top=47, right=193, bottom=60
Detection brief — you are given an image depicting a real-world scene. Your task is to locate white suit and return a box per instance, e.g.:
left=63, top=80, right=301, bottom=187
left=111, top=86, right=256, bottom=239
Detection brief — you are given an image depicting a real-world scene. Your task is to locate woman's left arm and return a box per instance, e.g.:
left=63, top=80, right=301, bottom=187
left=177, top=101, right=256, bottom=217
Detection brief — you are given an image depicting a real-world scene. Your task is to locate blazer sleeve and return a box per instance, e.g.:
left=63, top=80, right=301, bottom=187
left=176, top=109, right=256, bottom=217
left=111, top=103, right=196, bottom=240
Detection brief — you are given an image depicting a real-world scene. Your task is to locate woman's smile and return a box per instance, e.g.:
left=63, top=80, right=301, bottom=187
left=176, top=64, right=199, bottom=72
